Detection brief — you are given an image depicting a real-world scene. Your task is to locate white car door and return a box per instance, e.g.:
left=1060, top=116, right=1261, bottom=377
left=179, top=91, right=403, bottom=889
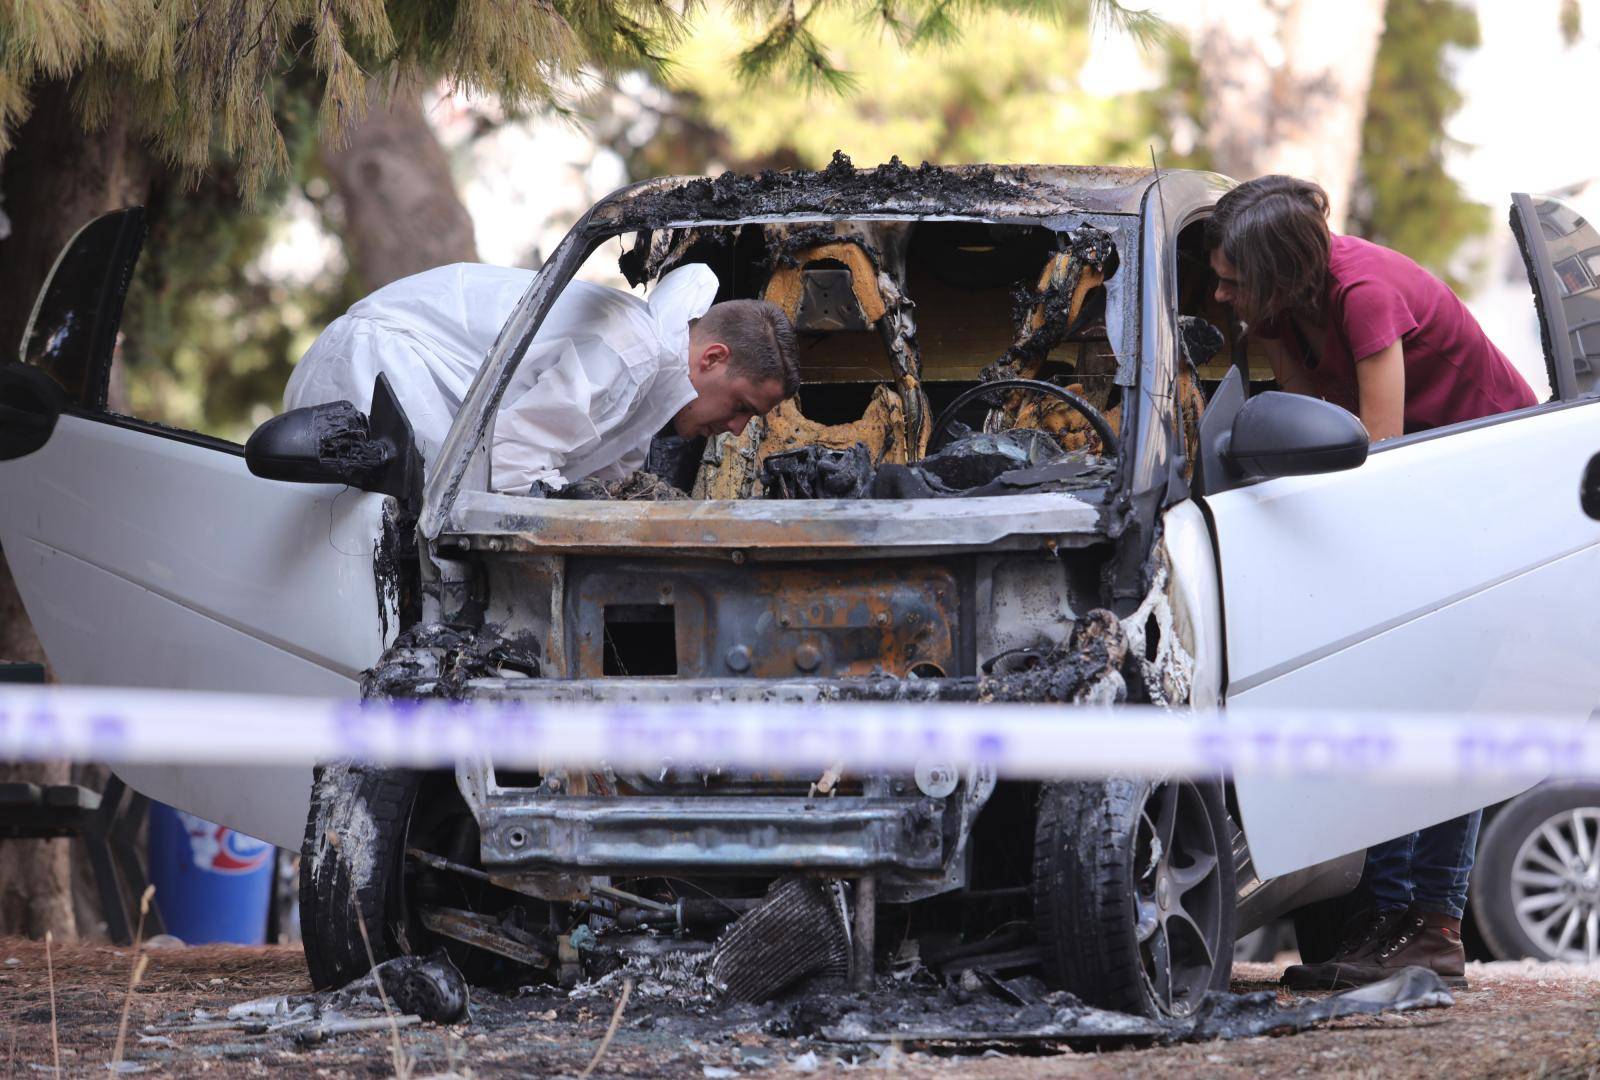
left=1202, top=193, right=1600, bottom=878
left=0, top=210, right=397, bottom=848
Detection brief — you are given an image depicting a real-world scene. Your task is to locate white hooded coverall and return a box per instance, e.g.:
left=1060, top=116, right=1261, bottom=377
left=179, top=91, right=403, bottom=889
left=283, top=262, right=719, bottom=493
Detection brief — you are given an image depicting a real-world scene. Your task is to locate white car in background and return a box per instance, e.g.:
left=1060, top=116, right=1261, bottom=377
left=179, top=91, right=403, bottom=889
left=1, top=166, right=1597, bottom=1009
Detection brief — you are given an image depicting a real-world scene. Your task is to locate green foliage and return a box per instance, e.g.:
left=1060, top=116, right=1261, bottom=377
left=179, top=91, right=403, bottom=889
left=660, top=3, right=1162, bottom=170
left=1347, top=0, right=1488, bottom=287
left=1560, top=0, right=1582, bottom=45
left=0, top=0, right=1159, bottom=199
left=118, top=71, right=363, bottom=439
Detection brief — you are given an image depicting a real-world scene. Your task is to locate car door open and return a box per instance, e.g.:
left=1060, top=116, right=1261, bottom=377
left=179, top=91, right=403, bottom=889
left=0, top=209, right=400, bottom=847
left=1197, top=194, right=1600, bottom=878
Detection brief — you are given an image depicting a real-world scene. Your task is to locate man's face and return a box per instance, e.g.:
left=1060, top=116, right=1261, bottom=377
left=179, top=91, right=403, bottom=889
left=1210, top=247, right=1245, bottom=318
left=674, top=337, right=787, bottom=438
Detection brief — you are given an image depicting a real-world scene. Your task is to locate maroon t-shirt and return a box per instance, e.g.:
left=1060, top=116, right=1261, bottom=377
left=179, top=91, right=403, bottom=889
left=1261, top=234, right=1537, bottom=432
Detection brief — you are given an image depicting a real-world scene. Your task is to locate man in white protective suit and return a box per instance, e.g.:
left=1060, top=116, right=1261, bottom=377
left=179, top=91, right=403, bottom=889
left=284, top=262, right=799, bottom=493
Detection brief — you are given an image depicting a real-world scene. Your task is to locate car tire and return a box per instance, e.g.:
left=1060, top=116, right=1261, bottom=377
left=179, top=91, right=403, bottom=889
left=299, top=763, right=420, bottom=990
left=1033, top=777, right=1236, bottom=1018
left=1473, top=782, right=1600, bottom=963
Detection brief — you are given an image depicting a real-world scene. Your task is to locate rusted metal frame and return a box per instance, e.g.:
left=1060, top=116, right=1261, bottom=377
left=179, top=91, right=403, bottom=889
left=419, top=907, right=552, bottom=968
left=852, top=875, right=877, bottom=990
left=1107, top=178, right=1231, bottom=613
left=445, top=489, right=1106, bottom=556
left=457, top=675, right=979, bottom=704
left=562, top=558, right=960, bottom=681
left=474, top=794, right=946, bottom=873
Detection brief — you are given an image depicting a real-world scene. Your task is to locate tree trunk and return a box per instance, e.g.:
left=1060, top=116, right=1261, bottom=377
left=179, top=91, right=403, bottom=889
left=322, top=83, right=478, bottom=291
left=1193, top=0, right=1388, bottom=230
left=0, top=78, right=153, bottom=941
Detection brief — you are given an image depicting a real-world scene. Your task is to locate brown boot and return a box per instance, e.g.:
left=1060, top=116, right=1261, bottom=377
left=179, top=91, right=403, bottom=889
left=1280, top=907, right=1407, bottom=991
left=1295, top=909, right=1468, bottom=991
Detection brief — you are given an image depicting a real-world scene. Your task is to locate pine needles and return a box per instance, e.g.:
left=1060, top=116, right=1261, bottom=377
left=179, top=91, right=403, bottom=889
left=0, top=0, right=1165, bottom=202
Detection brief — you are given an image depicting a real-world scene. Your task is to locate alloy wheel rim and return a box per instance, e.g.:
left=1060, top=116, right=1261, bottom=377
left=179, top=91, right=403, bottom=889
left=1133, top=780, right=1225, bottom=1017
left=1511, top=807, right=1600, bottom=963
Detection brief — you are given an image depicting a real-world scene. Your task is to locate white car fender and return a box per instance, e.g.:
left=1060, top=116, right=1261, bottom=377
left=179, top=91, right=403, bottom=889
left=1157, top=500, right=1224, bottom=710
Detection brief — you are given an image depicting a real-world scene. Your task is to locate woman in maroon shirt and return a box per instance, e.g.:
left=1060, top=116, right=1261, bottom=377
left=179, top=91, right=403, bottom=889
left=1202, top=174, right=1533, bottom=993
left=1205, top=174, right=1536, bottom=442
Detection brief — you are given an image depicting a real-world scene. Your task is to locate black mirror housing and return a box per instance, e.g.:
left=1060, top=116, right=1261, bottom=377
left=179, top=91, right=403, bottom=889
left=245, top=399, right=388, bottom=484
left=1582, top=452, right=1600, bottom=522
left=0, top=363, right=69, bottom=462
left=245, top=372, right=422, bottom=506
left=1222, top=391, right=1369, bottom=482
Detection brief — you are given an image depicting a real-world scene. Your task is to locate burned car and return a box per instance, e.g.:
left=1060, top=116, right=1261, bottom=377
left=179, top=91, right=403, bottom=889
left=4, top=160, right=1600, bottom=1014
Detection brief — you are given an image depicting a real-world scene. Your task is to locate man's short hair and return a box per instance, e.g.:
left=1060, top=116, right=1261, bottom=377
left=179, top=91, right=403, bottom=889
left=693, top=300, right=800, bottom=398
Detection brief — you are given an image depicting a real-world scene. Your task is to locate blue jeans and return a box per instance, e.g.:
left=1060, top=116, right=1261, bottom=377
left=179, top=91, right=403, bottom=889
left=1365, top=811, right=1482, bottom=920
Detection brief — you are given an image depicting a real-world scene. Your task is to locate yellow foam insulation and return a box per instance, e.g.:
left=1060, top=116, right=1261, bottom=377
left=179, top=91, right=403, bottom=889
left=758, top=384, right=912, bottom=466
left=1019, top=372, right=1206, bottom=472
left=1015, top=253, right=1106, bottom=379
left=693, top=421, right=768, bottom=500
left=763, top=243, right=888, bottom=326
left=691, top=386, right=916, bottom=499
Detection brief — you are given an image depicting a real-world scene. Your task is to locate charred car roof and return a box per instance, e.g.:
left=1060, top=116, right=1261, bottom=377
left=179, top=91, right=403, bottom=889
left=590, top=152, right=1161, bottom=229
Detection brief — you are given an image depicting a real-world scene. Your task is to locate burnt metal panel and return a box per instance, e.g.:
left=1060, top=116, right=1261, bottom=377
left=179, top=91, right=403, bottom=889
left=448, top=488, right=1107, bottom=558
left=476, top=793, right=946, bottom=873
left=564, top=559, right=961, bottom=679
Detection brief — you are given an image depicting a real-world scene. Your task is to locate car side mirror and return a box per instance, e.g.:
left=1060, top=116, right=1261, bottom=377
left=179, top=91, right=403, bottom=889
left=0, top=363, right=69, bottom=462
left=1220, top=390, right=1369, bottom=483
left=1582, top=452, right=1600, bottom=521
left=245, top=372, right=422, bottom=507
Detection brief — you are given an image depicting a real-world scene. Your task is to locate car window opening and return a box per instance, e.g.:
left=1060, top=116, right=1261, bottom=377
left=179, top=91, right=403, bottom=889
left=594, top=218, right=1130, bottom=503
left=602, top=603, right=678, bottom=677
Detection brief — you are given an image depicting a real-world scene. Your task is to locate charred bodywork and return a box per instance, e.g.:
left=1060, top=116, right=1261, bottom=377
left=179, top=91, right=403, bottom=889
left=337, top=157, right=1260, bottom=1014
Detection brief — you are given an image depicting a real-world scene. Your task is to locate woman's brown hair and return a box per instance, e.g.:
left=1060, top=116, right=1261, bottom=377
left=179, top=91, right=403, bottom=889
left=1203, top=175, right=1331, bottom=324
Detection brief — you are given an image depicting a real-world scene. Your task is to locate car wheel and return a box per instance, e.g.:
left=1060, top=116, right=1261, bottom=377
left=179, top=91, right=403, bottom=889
left=1473, top=782, right=1600, bottom=963
left=301, top=763, right=530, bottom=989
left=1033, top=778, right=1236, bottom=1018
left=300, top=763, right=420, bottom=989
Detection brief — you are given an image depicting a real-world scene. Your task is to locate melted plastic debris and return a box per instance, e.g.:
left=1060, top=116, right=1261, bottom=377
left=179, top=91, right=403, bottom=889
left=766, top=965, right=1452, bottom=1047
left=156, top=956, right=468, bottom=1045
left=980, top=609, right=1130, bottom=705
left=1178, top=314, right=1225, bottom=370
left=608, top=151, right=1055, bottom=228
left=363, top=621, right=541, bottom=699
left=312, top=400, right=392, bottom=481
left=560, top=470, right=691, bottom=501
left=989, top=225, right=1117, bottom=381
left=761, top=443, right=876, bottom=499
left=760, top=431, right=1113, bottom=501
left=707, top=878, right=851, bottom=1004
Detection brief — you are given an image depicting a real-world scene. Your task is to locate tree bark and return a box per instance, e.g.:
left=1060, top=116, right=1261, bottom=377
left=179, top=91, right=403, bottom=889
left=0, top=78, right=153, bottom=941
left=322, top=83, right=479, bottom=291
left=1193, top=0, right=1388, bottom=230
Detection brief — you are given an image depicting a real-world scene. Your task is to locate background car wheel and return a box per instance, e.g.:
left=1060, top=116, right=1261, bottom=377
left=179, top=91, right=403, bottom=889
left=1032, top=777, right=1236, bottom=1018
left=300, top=763, right=420, bottom=989
left=1473, top=782, right=1600, bottom=963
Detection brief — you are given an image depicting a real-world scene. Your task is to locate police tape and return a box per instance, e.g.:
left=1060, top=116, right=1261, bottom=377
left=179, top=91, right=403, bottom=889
left=1, top=683, right=1597, bottom=784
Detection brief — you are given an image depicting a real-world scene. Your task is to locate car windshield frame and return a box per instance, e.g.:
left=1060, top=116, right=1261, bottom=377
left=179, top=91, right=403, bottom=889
left=419, top=206, right=1143, bottom=539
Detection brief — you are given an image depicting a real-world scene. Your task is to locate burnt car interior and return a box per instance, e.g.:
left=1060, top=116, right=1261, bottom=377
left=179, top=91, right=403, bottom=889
left=564, top=217, right=1140, bottom=505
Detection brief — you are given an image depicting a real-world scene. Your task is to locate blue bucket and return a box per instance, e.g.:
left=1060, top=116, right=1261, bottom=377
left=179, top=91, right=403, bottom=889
left=147, top=803, right=275, bottom=945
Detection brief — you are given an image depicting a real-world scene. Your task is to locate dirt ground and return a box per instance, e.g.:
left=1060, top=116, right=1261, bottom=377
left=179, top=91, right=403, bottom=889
left=3, top=936, right=1598, bottom=1077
